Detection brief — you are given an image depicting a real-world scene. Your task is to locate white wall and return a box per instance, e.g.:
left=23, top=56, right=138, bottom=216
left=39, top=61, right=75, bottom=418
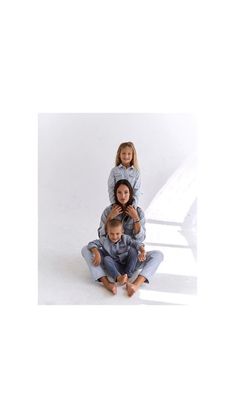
left=38, top=113, right=197, bottom=246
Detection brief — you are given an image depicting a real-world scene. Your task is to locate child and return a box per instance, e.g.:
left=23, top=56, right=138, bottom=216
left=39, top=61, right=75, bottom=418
left=88, top=219, right=146, bottom=294
left=108, top=142, right=141, bottom=207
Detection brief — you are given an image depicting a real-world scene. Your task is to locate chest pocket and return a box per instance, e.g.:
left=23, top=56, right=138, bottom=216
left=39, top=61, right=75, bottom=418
left=114, top=173, right=123, bottom=182
left=127, top=172, right=136, bottom=187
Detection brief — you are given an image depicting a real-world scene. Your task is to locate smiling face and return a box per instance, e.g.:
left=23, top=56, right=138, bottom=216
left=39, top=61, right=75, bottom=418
left=116, top=184, right=130, bottom=205
left=107, top=225, right=123, bottom=243
left=120, top=146, right=133, bottom=167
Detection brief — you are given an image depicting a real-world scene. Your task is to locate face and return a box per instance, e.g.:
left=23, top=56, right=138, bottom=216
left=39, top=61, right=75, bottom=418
left=116, top=184, right=130, bottom=205
left=120, top=146, right=133, bottom=167
left=107, top=225, right=123, bottom=243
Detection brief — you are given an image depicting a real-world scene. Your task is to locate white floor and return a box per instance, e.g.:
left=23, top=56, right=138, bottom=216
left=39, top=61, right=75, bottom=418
left=38, top=154, right=197, bottom=305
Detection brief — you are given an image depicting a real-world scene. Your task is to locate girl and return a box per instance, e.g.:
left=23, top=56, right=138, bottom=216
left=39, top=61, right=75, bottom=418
left=108, top=141, right=141, bottom=207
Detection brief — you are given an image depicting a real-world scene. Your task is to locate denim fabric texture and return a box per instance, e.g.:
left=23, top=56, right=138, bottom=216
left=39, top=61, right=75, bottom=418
left=81, top=245, right=164, bottom=283
left=102, top=246, right=138, bottom=279
left=98, top=205, right=146, bottom=244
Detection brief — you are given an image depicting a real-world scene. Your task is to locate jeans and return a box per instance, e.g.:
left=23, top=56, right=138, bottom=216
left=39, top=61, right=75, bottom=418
left=81, top=245, right=164, bottom=283
left=102, top=247, right=138, bottom=280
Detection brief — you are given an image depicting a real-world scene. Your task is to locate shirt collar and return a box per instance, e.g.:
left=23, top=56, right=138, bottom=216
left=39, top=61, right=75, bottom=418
left=118, top=164, right=134, bottom=169
left=109, top=236, right=123, bottom=245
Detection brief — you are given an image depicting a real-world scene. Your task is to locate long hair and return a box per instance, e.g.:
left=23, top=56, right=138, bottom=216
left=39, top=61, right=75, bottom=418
left=114, top=179, right=134, bottom=207
left=115, top=142, right=139, bottom=170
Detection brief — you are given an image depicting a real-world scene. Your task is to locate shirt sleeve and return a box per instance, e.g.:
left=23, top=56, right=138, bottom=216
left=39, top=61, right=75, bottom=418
left=98, top=206, right=111, bottom=238
left=132, top=170, right=141, bottom=207
left=87, top=239, right=102, bottom=250
left=108, top=168, right=116, bottom=204
left=126, top=235, right=143, bottom=251
left=134, top=207, right=146, bottom=243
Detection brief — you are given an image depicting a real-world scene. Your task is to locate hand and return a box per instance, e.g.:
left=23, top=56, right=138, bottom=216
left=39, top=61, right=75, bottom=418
left=138, top=250, right=146, bottom=262
left=109, top=204, right=123, bottom=220
left=92, top=249, right=101, bottom=266
left=125, top=205, right=138, bottom=220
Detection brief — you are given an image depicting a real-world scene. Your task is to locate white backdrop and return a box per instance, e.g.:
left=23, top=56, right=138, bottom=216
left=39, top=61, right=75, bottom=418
left=38, top=113, right=196, bottom=239
left=38, top=113, right=197, bottom=305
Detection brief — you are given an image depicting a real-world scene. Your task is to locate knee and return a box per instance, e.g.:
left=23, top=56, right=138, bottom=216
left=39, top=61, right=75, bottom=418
left=150, top=250, right=164, bottom=262
left=103, top=255, right=112, bottom=264
left=156, top=250, right=164, bottom=262
left=129, top=246, right=138, bottom=257
left=81, top=245, right=90, bottom=259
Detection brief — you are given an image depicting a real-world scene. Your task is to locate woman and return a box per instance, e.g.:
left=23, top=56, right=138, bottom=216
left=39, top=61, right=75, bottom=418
left=81, top=180, right=163, bottom=297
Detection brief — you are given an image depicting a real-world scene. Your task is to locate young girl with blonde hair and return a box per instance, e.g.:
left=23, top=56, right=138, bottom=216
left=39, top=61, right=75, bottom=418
left=108, top=141, right=141, bottom=207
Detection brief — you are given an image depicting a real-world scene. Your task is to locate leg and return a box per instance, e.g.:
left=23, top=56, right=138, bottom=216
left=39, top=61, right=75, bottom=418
left=103, top=255, right=128, bottom=285
left=81, top=245, right=112, bottom=282
left=103, top=255, right=120, bottom=280
left=126, top=275, right=146, bottom=297
left=126, top=250, right=164, bottom=297
left=100, top=276, right=117, bottom=295
left=116, top=273, right=128, bottom=285
left=136, top=250, right=164, bottom=283
left=125, top=247, right=138, bottom=278
left=81, top=246, right=117, bottom=294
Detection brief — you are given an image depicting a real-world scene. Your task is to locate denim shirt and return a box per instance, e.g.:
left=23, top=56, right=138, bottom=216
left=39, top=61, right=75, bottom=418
left=88, top=234, right=143, bottom=263
left=108, top=164, right=141, bottom=206
left=98, top=204, right=146, bottom=244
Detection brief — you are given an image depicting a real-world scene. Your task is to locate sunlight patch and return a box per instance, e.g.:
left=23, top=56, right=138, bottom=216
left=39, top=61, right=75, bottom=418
left=139, top=289, right=197, bottom=305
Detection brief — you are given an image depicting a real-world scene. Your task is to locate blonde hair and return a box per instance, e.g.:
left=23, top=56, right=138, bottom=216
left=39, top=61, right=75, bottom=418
left=115, top=142, right=139, bottom=170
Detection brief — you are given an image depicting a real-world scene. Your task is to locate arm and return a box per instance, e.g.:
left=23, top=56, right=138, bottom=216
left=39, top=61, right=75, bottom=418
left=125, top=205, right=140, bottom=233
left=125, top=206, right=146, bottom=241
left=138, top=245, right=146, bottom=262
left=108, top=169, right=116, bottom=204
left=126, top=235, right=146, bottom=261
left=87, top=239, right=102, bottom=266
left=98, top=207, right=111, bottom=238
left=132, top=171, right=141, bottom=207
left=135, top=208, right=146, bottom=242
left=90, top=247, right=101, bottom=266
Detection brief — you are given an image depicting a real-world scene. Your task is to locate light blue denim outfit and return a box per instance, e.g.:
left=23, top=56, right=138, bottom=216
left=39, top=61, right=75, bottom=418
left=88, top=234, right=142, bottom=262
left=88, top=235, right=142, bottom=279
left=108, top=164, right=141, bottom=206
left=81, top=205, right=164, bottom=283
left=98, top=205, right=146, bottom=244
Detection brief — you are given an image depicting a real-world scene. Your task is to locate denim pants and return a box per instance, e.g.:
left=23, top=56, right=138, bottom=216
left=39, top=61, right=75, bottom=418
left=81, top=245, right=164, bottom=283
left=102, top=247, right=138, bottom=280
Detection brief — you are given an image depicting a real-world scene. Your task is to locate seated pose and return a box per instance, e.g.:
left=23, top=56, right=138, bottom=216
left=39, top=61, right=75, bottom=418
left=81, top=179, right=164, bottom=297
left=88, top=219, right=146, bottom=287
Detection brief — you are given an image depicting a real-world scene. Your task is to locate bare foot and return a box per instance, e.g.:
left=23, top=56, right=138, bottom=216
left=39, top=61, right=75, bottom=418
left=107, top=282, right=117, bottom=295
left=126, top=282, right=137, bottom=297
left=116, top=274, right=128, bottom=285
left=100, top=277, right=117, bottom=294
